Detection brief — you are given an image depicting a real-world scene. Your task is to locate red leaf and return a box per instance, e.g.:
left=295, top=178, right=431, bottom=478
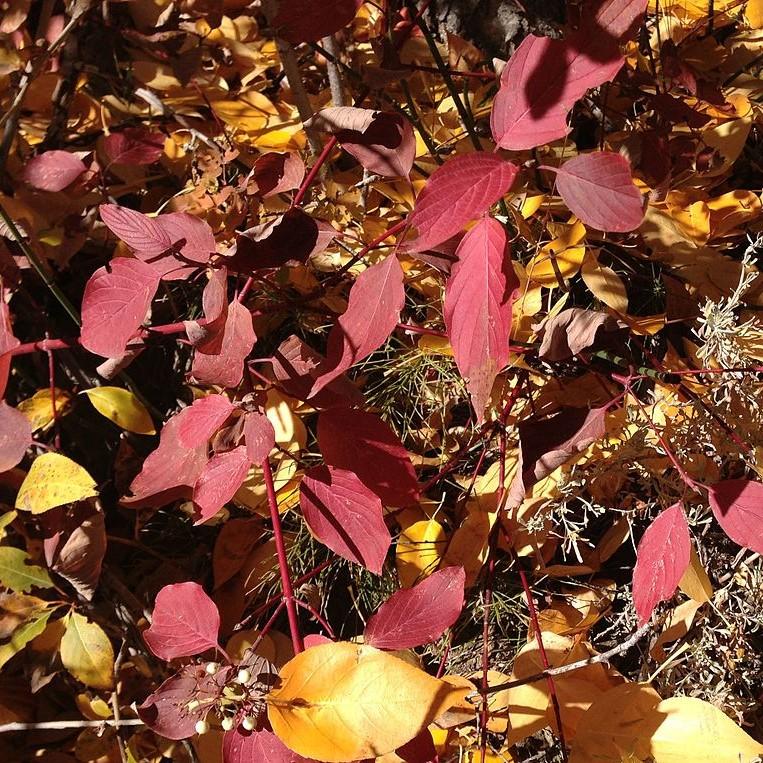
left=708, top=479, right=763, bottom=554
left=0, top=400, right=32, bottom=472
left=143, top=582, right=221, bottom=660
left=193, top=446, right=252, bottom=524
left=223, top=727, right=314, bottom=763
left=364, top=566, right=465, bottom=649
left=406, top=154, right=518, bottom=252
left=318, top=407, right=419, bottom=507
left=632, top=503, right=691, bottom=625
left=80, top=258, right=160, bottom=358
left=177, top=395, right=236, bottom=448
left=300, top=465, right=391, bottom=574
left=552, top=152, right=643, bottom=232
left=157, top=212, right=216, bottom=265
left=251, top=152, right=305, bottom=198
left=593, top=0, right=649, bottom=40
left=490, top=34, right=624, bottom=151
left=185, top=267, right=229, bottom=351
left=100, top=204, right=172, bottom=256
left=271, top=0, right=363, bottom=43
left=103, top=128, right=165, bottom=165
left=310, top=255, right=405, bottom=396
left=22, top=150, right=86, bottom=192
left=191, top=300, right=256, bottom=389
left=444, top=217, right=517, bottom=421
left=396, top=729, right=438, bottom=763
left=243, top=411, right=276, bottom=464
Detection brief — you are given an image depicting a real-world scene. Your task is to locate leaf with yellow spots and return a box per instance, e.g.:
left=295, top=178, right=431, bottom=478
left=16, top=453, right=98, bottom=514
left=17, top=389, right=72, bottom=431
left=60, top=612, right=114, bottom=690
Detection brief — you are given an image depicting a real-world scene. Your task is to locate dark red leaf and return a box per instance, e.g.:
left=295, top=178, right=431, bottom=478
left=243, top=411, right=276, bottom=464
left=310, top=255, right=405, bottom=397
left=271, top=0, right=363, bottom=43
left=185, top=267, right=229, bottom=352
left=444, top=217, right=517, bottom=421
left=632, top=503, right=691, bottom=625
left=552, top=152, right=644, bottom=232
left=406, top=154, right=518, bottom=252
left=250, top=152, right=305, bottom=198
left=0, top=400, right=32, bottom=472
left=300, top=465, right=391, bottom=574
left=177, top=394, right=236, bottom=448
left=396, top=729, right=437, bottom=763
left=80, top=258, right=160, bottom=358
left=223, top=727, right=314, bottom=763
left=22, top=150, right=86, bottom=192
left=143, top=582, right=221, bottom=660
left=364, top=566, right=465, bottom=650
left=318, top=407, right=419, bottom=507
left=103, top=128, right=165, bottom=165
left=192, top=446, right=252, bottom=524
left=708, top=479, right=763, bottom=554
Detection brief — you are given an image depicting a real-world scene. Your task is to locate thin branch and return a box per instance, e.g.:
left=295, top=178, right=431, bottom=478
left=0, top=719, right=144, bottom=734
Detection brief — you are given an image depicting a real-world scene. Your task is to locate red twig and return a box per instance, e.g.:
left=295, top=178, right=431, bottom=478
left=292, top=136, right=338, bottom=208
left=295, top=599, right=336, bottom=639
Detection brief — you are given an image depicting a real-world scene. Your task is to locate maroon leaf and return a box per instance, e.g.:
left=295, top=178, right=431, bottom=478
left=192, top=446, right=252, bottom=524
left=250, top=152, right=305, bottom=198
left=177, top=394, right=237, bottom=448
left=139, top=664, right=228, bottom=740
left=632, top=503, right=691, bottom=625
left=103, top=128, right=165, bottom=165
left=191, top=300, right=256, bottom=389
left=364, top=566, right=465, bottom=650
left=22, top=150, right=87, bottom=192
left=708, top=479, right=763, bottom=554
left=243, top=411, right=276, bottom=464
left=318, top=407, right=419, bottom=507
left=396, top=729, right=438, bottom=763
left=406, top=154, right=518, bottom=252
left=100, top=204, right=172, bottom=256
left=552, top=152, right=644, bottom=232
left=271, top=0, right=363, bottom=43
left=143, top=582, right=221, bottom=660
left=300, top=465, right=391, bottom=574
left=0, top=401, right=32, bottom=472
left=310, top=255, right=404, bottom=397
left=80, top=258, right=160, bottom=358
left=444, top=217, right=517, bottom=421
left=0, top=300, right=19, bottom=401
left=223, top=727, right=313, bottom=763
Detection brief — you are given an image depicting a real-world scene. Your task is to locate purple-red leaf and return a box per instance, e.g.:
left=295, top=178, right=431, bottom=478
left=143, top=582, right=220, bottom=660
left=80, top=258, right=160, bottom=358
left=364, top=566, right=465, bottom=650
left=22, top=150, right=86, bottom=192
left=632, top=503, right=691, bottom=625
left=223, top=727, right=314, bottom=763
left=552, top=152, right=644, bottom=232
left=300, top=465, right=391, bottom=574
left=318, top=407, right=419, bottom=507
left=310, top=255, right=405, bottom=397
left=406, top=154, right=518, bottom=252
left=243, top=411, right=276, bottom=464
left=103, top=128, right=165, bottom=165
left=708, top=479, right=763, bottom=554
left=177, top=395, right=236, bottom=448
left=0, top=401, right=32, bottom=472
left=100, top=204, right=172, bottom=256
left=157, top=212, right=216, bottom=265
left=250, top=152, right=305, bottom=198
left=271, top=0, right=363, bottom=43
left=192, top=446, right=252, bottom=524
left=444, top=217, right=517, bottom=421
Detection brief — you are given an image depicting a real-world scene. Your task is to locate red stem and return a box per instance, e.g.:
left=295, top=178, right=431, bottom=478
left=292, top=136, right=338, bottom=208
left=295, top=599, right=336, bottom=639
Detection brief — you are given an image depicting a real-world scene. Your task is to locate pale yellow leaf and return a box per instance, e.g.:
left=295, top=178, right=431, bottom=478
left=581, top=251, right=628, bottom=313
left=677, top=546, right=713, bottom=603
left=15, top=453, right=98, bottom=514
left=60, top=612, right=114, bottom=690
left=83, top=387, right=155, bottom=435
left=17, top=389, right=72, bottom=431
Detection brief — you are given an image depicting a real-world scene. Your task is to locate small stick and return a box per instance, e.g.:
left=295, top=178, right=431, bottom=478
left=0, top=719, right=144, bottom=734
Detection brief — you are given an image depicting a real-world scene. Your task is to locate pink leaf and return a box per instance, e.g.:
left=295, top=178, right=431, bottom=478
left=310, top=255, right=404, bottom=396
left=223, top=727, right=314, bottom=763
left=185, top=267, right=229, bottom=351
left=303, top=633, right=332, bottom=649
left=708, top=479, right=763, bottom=554
left=251, top=152, right=305, bottom=198
left=177, top=395, right=236, bottom=448
left=318, top=407, right=419, bottom=507
left=22, top=150, right=86, bottom=192
left=364, top=566, right=465, bottom=650
left=406, top=154, right=518, bottom=252
left=444, top=217, right=518, bottom=421
left=271, top=0, right=363, bottom=43
left=191, top=300, right=256, bottom=389
left=594, top=0, right=649, bottom=40
left=490, top=34, right=624, bottom=151
left=157, top=212, right=216, bottom=265
left=243, top=411, right=276, bottom=464
left=103, top=128, right=165, bottom=165
left=100, top=204, right=172, bottom=256
left=143, top=582, right=221, bottom=660
left=0, top=400, right=32, bottom=472
left=192, top=446, right=252, bottom=524
left=300, top=465, right=391, bottom=574
left=552, top=152, right=643, bottom=232
left=80, top=258, right=160, bottom=358
left=632, top=503, right=691, bottom=625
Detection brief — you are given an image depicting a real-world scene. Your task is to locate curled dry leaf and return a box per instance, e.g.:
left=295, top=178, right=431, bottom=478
left=537, top=307, right=623, bottom=361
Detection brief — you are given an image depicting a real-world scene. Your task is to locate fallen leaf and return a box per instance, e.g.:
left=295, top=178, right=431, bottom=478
left=22, top=150, right=87, bottom=192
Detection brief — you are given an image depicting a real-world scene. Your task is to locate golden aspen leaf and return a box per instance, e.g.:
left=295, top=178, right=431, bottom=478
left=667, top=198, right=710, bottom=245
left=678, top=546, right=713, bottom=603
left=527, top=219, right=587, bottom=286
left=396, top=509, right=447, bottom=588
left=580, top=251, right=628, bottom=313
left=746, top=0, right=763, bottom=26
left=83, top=387, right=156, bottom=435
left=707, top=190, right=762, bottom=239
left=0, top=547, right=53, bottom=593
left=521, top=194, right=546, bottom=219
left=442, top=503, right=498, bottom=589
left=15, top=454, right=98, bottom=514
left=17, top=389, right=72, bottom=431
left=60, top=612, right=114, bottom=690
left=267, top=641, right=457, bottom=762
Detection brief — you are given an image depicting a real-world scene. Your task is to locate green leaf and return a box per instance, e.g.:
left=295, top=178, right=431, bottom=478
left=61, top=612, right=115, bottom=689
left=0, top=546, right=54, bottom=593
left=0, top=606, right=53, bottom=669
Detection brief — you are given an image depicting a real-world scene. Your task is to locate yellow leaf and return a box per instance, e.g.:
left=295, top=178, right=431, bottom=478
left=580, top=251, right=628, bottom=313
left=17, top=389, right=72, bottom=431
left=60, top=612, right=114, bottom=690
left=83, top=387, right=156, bottom=435
left=677, top=546, right=713, bottom=603
left=527, top=219, right=587, bottom=286
left=267, top=641, right=456, bottom=762
left=15, top=453, right=98, bottom=514
left=707, top=190, right=762, bottom=239
left=746, top=0, right=763, bottom=26
left=396, top=509, right=447, bottom=588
